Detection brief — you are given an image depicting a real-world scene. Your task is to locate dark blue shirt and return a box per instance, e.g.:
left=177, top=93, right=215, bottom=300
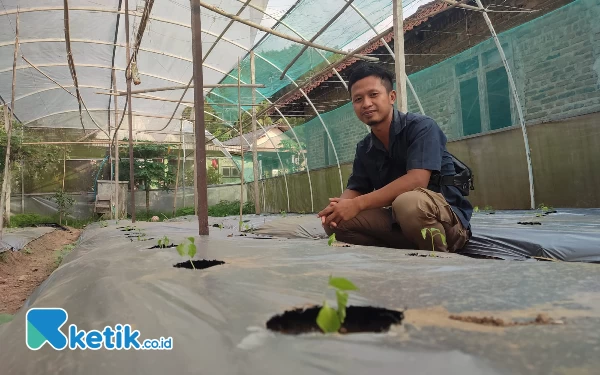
left=346, top=110, right=473, bottom=229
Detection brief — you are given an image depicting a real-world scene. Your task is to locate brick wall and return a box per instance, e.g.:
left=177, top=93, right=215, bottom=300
left=513, top=0, right=600, bottom=123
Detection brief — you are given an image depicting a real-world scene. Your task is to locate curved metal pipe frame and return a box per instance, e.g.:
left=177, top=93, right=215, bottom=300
left=206, top=91, right=291, bottom=212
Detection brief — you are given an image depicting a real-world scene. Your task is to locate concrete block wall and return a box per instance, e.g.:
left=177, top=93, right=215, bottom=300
left=513, top=0, right=600, bottom=123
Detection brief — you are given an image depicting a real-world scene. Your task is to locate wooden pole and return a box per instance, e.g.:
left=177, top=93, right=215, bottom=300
left=0, top=11, right=19, bottom=238
left=392, top=0, right=408, bottom=112
left=125, top=0, right=136, bottom=222
left=62, top=147, right=67, bottom=190
left=191, top=0, right=209, bottom=235
left=113, top=69, right=120, bottom=220
left=251, top=52, right=260, bottom=215
left=238, top=57, right=244, bottom=231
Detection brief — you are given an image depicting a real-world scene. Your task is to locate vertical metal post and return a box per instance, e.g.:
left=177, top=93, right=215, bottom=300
left=191, top=0, right=209, bottom=235
left=251, top=52, right=260, bottom=214
left=182, top=127, right=186, bottom=208
left=473, top=0, right=535, bottom=209
left=124, top=0, right=136, bottom=222
left=113, top=69, right=120, bottom=220
left=238, top=57, right=244, bottom=231
left=393, top=0, right=408, bottom=111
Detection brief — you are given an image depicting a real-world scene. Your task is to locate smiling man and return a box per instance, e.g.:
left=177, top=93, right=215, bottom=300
left=318, top=63, right=473, bottom=252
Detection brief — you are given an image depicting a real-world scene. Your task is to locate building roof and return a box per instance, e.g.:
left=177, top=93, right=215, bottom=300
left=221, top=124, right=288, bottom=148
left=271, top=0, right=451, bottom=110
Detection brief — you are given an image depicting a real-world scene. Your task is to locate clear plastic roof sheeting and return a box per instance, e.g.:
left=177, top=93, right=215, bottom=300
left=0, top=0, right=422, bottom=141
left=0, top=0, right=268, bottom=140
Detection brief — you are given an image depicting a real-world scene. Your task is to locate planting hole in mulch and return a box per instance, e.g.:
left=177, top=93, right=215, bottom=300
left=406, top=252, right=448, bottom=258
left=148, top=244, right=177, bottom=249
left=518, top=221, right=542, bottom=225
left=173, top=259, right=225, bottom=270
left=266, top=306, right=403, bottom=335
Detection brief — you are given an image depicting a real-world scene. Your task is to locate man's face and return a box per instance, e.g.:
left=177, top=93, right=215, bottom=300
left=350, top=75, right=396, bottom=126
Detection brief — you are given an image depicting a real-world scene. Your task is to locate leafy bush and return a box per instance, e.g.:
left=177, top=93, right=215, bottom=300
left=208, top=200, right=255, bottom=217
left=8, top=214, right=55, bottom=228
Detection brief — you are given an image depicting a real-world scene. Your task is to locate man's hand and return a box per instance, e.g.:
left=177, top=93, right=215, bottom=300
left=318, top=197, right=361, bottom=228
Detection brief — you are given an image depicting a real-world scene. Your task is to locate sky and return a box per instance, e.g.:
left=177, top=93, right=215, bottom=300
left=253, top=0, right=433, bottom=50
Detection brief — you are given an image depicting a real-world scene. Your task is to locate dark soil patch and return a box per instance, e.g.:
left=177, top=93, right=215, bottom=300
left=449, top=313, right=559, bottom=326
left=173, top=259, right=225, bottom=270
left=518, top=221, right=542, bottom=225
left=34, top=223, right=69, bottom=231
left=406, top=252, right=447, bottom=258
left=266, top=306, right=403, bottom=335
left=148, top=244, right=177, bottom=249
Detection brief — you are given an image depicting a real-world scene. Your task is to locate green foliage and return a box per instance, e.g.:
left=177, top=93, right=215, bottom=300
left=54, top=243, right=76, bottom=267
left=473, top=206, right=480, bottom=213
left=316, top=276, right=359, bottom=333
left=208, top=200, right=255, bottom=217
left=157, top=235, right=170, bottom=248
left=328, top=233, right=336, bottom=246
left=7, top=213, right=55, bottom=228
left=207, top=165, right=223, bottom=185
left=119, top=142, right=176, bottom=215
left=176, top=237, right=197, bottom=269
left=0, top=119, right=64, bottom=188
left=279, top=139, right=306, bottom=173
left=421, top=228, right=447, bottom=256
left=53, top=189, right=75, bottom=226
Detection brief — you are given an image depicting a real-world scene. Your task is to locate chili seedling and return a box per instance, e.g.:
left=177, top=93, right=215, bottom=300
left=176, top=237, right=197, bottom=269
left=421, top=228, right=447, bottom=256
left=316, top=276, right=359, bottom=333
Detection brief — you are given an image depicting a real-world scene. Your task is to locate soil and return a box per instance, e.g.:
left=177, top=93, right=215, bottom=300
left=518, top=221, right=542, bottom=225
left=148, top=244, right=177, bottom=249
left=0, top=227, right=82, bottom=314
left=173, top=259, right=225, bottom=270
left=406, top=252, right=448, bottom=258
left=449, top=313, right=558, bottom=326
left=266, top=306, right=404, bottom=335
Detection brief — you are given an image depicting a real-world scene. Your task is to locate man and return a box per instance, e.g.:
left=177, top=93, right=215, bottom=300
left=317, top=63, right=473, bottom=252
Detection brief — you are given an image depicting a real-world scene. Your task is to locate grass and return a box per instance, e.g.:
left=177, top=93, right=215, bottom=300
left=133, top=200, right=255, bottom=221
left=0, top=313, right=13, bottom=325
left=54, top=243, right=76, bottom=267
left=4, top=200, right=257, bottom=229
left=6, top=213, right=94, bottom=229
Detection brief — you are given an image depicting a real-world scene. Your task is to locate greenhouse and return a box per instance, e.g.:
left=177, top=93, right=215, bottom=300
left=1, top=0, right=599, bottom=374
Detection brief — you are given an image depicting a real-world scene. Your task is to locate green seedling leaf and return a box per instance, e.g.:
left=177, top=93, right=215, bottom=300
left=329, top=276, right=358, bottom=291
left=336, top=290, right=349, bottom=324
left=421, top=228, right=427, bottom=239
left=316, top=301, right=341, bottom=333
left=188, top=243, right=197, bottom=259
left=176, top=243, right=186, bottom=257
left=328, top=233, right=336, bottom=246
left=430, top=228, right=440, bottom=234
left=187, top=237, right=195, bottom=244
left=440, top=234, right=447, bottom=246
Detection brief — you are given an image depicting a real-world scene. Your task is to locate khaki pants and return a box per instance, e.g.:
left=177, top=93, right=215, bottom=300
left=323, top=188, right=470, bottom=252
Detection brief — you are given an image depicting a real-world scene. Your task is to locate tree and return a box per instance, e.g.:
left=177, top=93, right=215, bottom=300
left=119, top=142, right=176, bottom=216
left=182, top=101, right=234, bottom=142
left=1, top=114, right=64, bottom=224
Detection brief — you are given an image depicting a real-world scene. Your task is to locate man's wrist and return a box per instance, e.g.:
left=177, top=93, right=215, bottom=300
left=355, top=195, right=367, bottom=211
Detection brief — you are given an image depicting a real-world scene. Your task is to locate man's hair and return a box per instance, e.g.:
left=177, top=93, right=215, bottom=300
left=347, top=63, right=395, bottom=94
